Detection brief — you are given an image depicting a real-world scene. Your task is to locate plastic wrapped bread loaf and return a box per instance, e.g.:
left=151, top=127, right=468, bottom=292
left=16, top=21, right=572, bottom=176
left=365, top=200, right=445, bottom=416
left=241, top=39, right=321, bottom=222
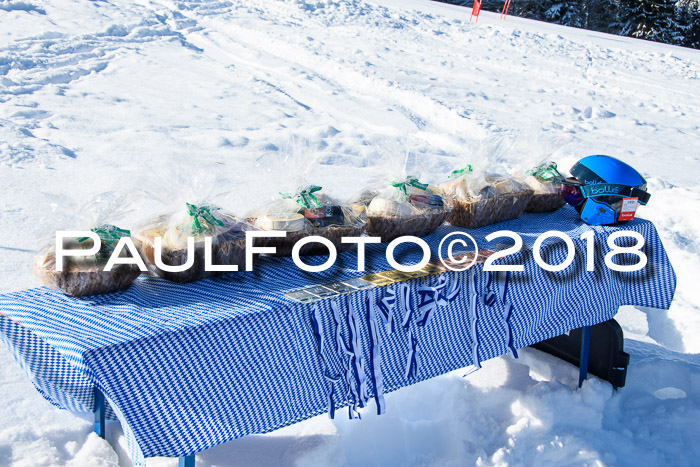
left=362, top=176, right=451, bottom=243
left=249, top=186, right=365, bottom=257
left=134, top=204, right=249, bottom=283
left=31, top=192, right=143, bottom=297
left=443, top=166, right=534, bottom=229
left=247, top=137, right=367, bottom=256
left=33, top=226, right=141, bottom=297
left=522, top=162, right=566, bottom=213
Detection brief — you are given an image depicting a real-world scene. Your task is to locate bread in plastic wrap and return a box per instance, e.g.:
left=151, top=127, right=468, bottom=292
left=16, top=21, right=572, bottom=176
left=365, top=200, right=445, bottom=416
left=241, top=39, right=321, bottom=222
left=363, top=177, right=451, bottom=243
left=443, top=170, right=534, bottom=229
left=522, top=162, right=566, bottom=213
left=249, top=187, right=364, bottom=257
left=134, top=204, right=249, bottom=283
left=33, top=229, right=141, bottom=297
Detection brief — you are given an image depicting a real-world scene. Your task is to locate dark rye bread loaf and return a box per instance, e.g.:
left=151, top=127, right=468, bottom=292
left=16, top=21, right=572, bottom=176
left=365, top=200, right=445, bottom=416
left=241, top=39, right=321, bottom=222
left=33, top=239, right=140, bottom=297
left=366, top=210, right=450, bottom=243
left=134, top=218, right=248, bottom=283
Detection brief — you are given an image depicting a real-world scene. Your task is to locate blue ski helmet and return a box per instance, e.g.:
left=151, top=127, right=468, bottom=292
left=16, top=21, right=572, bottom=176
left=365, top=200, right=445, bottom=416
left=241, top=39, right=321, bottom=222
left=561, top=155, right=650, bottom=225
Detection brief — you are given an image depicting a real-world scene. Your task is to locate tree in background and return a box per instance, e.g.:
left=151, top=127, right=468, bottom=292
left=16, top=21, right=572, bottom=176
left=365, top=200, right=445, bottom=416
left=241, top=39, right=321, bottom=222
left=617, top=0, right=676, bottom=42
left=675, top=0, right=700, bottom=47
left=544, top=0, right=583, bottom=27
left=586, top=0, right=621, bottom=32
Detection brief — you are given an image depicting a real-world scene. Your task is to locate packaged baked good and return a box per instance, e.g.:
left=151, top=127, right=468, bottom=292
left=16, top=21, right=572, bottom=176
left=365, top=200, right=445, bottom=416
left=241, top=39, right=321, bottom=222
left=134, top=203, right=250, bottom=283
left=249, top=186, right=365, bottom=257
left=247, top=137, right=367, bottom=256
left=522, top=162, right=566, bottom=212
left=505, top=132, right=569, bottom=213
left=363, top=176, right=451, bottom=242
left=33, top=229, right=142, bottom=297
left=32, top=193, right=141, bottom=297
left=443, top=165, right=534, bottom=229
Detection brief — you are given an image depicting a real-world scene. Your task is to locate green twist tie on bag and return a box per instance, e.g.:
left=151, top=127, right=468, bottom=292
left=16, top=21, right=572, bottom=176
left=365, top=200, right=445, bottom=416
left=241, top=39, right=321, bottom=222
left=449, top=165, right=473, bottom=178
left=77, top=224, right=130, bottom=246
left=280, top=186, right=323, bottom=210
left=186, top=203, right=225, bottom=233
left=529, top=162, right=563, bottom=184
left=78, top=224, right=131, bottom=260
left=391, top=176, right=428, bottom=199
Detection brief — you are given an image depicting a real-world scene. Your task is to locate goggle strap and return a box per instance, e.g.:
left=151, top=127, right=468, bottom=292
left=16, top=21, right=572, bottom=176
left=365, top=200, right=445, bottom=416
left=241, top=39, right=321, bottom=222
left=580, top=184, right=650, bottom=205
left=631, top=187, right=651, bottom=205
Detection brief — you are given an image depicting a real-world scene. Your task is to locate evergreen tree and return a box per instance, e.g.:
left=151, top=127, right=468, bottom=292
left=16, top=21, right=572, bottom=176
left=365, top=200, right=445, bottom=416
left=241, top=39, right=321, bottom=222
left=675, top=0, right=700, bottom=47
left=506, top=0, right=550, bottom=19
left=583, top=0, right=620, bottom=32
left=544, top=0, right=583, bottom=27
left=616, top=0, right=675, bottom=41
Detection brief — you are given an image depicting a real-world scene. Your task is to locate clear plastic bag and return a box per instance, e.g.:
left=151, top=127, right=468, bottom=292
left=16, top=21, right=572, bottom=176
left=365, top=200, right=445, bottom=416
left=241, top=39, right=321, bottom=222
left=510, top=134, right=568, bottom=213
left=134, top=203, right=251, bottom=283
left=32, top=192, right=142, bottom=297
left=246, top=138, right=365, bottom=257
left=353, top=144, right=451, bottom=242
left=362, top=177, right=451, bottom=242
left=442, top=138, right=533, bottom=229
left=249, top=187, right=365, bottom=257
left=131, top=168, right=251, bottom=283
left=521, top=162, right=566, bottom=212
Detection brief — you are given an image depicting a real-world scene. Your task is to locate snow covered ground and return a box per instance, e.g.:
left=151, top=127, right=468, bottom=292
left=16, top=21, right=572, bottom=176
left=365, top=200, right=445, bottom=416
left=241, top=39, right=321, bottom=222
left=1, top=0, right=699, bottom=465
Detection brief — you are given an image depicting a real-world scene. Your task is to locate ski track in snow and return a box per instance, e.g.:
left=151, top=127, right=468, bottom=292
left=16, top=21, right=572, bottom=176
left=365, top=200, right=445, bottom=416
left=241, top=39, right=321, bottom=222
left=0, top=0, right=699, bottom=466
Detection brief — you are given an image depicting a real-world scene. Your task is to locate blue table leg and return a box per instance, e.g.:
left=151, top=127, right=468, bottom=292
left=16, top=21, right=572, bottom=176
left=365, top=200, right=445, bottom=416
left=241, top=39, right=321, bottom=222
left=578, top=326, right=591, bottom=388
left=93, top=389, right=195, bottom=465
left=179, top=455, right=195, bottom=467
left=94, top=388, right=105, bottom=439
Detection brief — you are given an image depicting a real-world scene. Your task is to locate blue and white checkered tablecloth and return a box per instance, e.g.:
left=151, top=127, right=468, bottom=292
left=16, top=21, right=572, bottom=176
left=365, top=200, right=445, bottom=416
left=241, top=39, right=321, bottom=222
left=0, top=207, right=676, bottom=465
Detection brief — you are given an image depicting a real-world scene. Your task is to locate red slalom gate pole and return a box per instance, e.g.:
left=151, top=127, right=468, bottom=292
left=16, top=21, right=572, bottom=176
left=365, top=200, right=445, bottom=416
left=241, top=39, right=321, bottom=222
left=470, top=0, right=482, bottom=22
left=500, top=0, right=512, bottom=20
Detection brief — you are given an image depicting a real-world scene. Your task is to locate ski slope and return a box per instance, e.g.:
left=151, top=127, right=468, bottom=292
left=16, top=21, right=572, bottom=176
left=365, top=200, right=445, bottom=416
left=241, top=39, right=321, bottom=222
left=0, top=0, right=699, bottom=465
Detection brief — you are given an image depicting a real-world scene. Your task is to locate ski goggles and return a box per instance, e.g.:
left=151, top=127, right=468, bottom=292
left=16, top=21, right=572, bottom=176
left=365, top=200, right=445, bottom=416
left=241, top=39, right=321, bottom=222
left=560, top=179, right=651, bottom=207
left=561, top=182, right=585, bottom=206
